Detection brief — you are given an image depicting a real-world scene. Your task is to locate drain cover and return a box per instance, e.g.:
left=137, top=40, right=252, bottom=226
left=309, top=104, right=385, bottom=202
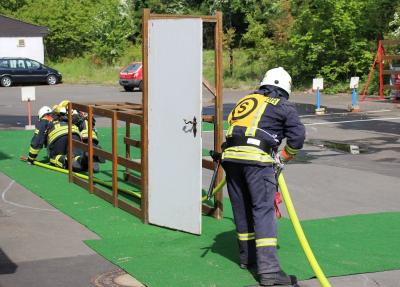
left=92, top=269, right=145, bottom=287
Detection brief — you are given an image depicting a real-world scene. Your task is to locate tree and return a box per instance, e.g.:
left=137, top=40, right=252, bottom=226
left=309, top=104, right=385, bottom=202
left=90, top=0, right=133, bottom=64
left=288, top=0, right=375, bottom=83
left=16, top=0, right=95, bottom=60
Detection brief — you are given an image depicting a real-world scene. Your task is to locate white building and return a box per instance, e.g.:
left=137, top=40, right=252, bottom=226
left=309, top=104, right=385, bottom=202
left=0, top=15, right=48, bottom=64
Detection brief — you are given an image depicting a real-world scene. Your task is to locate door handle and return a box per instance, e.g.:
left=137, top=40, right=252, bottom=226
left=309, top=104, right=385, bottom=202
left=183, top=116, right=197, bottom=137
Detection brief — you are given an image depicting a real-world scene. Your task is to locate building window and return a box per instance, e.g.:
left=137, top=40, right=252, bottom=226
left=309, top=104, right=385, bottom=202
left=17, top=39, right=25, bottom=47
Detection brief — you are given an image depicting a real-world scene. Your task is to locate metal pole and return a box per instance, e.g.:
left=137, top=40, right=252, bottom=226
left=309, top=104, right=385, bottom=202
left=27, top=99, right=32, bottom=126
left=316, top=88, right=320, bottom=109
left=352, top=88, right=357, bottom=107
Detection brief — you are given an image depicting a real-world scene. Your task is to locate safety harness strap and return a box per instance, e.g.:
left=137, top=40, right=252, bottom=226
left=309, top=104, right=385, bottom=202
left=226, top=136, right=272, bottom=154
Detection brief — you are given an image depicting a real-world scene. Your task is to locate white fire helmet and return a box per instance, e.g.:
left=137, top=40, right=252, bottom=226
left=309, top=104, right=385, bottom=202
left=260, top=67, right=292, bottom=97
left=38, top=106, right=52, bottom=119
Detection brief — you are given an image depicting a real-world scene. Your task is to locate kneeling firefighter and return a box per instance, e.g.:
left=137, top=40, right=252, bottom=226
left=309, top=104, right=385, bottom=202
left=27, top=106, right=90, bottom=172
left=58, top=100, right=105, bottom=164
left=221, top=67, right=305, bottom=286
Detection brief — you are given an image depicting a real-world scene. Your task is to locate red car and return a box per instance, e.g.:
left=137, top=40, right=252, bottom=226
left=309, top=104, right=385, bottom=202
left=119, top=62, right=143, bottom=92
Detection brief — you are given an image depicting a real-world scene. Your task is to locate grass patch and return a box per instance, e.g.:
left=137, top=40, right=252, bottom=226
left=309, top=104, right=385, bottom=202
left=49, top=46, right=374, bottom=94
left=49, top=46, right=262, bottom=89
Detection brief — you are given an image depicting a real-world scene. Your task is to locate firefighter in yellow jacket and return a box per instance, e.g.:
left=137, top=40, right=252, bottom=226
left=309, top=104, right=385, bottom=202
left=56, top=100, right=104, bottom=163
left=222, top=67, right=305, bottom=286
left=27, top=106, right=90, bottom=171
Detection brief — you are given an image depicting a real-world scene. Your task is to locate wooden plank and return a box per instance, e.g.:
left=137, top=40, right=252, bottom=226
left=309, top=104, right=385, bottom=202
left=202, top=159, right=214, bottom=170
left=382, top=70, right=400, bottom=75
left=112, top=111, right=118, bottom=207
left=117, top=112, right=143, bottom=125
left=213, top=11, right=224, bottom=219
left=117, top=109, right=143, bottom=114
left=202, top=115, right=214, bottom=123
left=118, top=199, right=142, bottom=218
left=142, top=8, right=150, bottom=224
left=68, top=102, right=73, bottom=182
left=71, top=103, right=89, bottom=113
left=124, top=137, right=141, bottom=148
left=118, top=156, right=141, bottom=171
left=72, top=139, right=88, bottom=151
left=72, top=176, right=89, bottom=190
left=149, top=13, right=217, bottom=22
left=383, top=84, right=400, bottom=90
left=93, top=186, right=114, bottom=203
left=88, top=106, right=94, bottom=193
left=124, top=172, right=142, bottom=186
left=79, top=101, right=124, bottom=106
left=93, top=146, right=112, bottom=161
left=92, top=106, right=114, bottom=117
left=96, top=104, right=140, bottom=110
left=125, top=122, right=131, bottom=176
left=202, top=78, right=216, bottom=96
left=124, top=102, right=143, bottom=107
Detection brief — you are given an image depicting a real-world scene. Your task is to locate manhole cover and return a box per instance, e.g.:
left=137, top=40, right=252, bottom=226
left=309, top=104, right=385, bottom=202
left=92, top=269, right=145, bottom=287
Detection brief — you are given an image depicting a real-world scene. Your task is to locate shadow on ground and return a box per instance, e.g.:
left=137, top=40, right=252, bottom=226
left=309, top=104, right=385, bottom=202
left=0, top=248, right=18, bottom=274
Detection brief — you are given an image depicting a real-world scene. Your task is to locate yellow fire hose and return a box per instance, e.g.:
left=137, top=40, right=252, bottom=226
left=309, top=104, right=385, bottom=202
left=278, top=173, right=332, bottom=287
left=202, top=177, right=226, bottom=201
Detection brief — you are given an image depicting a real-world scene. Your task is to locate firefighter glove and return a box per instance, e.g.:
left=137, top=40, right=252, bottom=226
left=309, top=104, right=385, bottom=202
left=276, top=148, right=293, bottom=164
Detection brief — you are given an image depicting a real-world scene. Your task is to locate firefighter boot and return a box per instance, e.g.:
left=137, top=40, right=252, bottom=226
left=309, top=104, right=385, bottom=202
left=259, top=271, right=297, bottom=286
left=80, top=153, right=100, bottom=173
left=72, top=156, right=83, bottom=172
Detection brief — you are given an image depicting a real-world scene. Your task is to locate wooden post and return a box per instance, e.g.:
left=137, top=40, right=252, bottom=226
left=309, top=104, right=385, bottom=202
left=142, top=8, right=150, bottom=224
left=68, top=102, right=73, bottom=182
left=213, top=11, right=224, bottom=219
left=88, top=106, right=94, bottom=193
left=112, top=111, right=118, bottom=207
left=125, top=121, right=131, bottom=178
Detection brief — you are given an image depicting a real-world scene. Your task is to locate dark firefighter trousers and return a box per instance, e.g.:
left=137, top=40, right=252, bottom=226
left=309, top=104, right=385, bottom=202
left=49, top=134, right=83, bottom=169
left=222, top=161, right=281, bottom=274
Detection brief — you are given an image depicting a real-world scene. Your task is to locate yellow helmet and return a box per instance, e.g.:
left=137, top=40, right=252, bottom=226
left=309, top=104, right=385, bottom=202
left=59, top=100, right=70, bottom=109
left=52, top=104, right=67, bottom=115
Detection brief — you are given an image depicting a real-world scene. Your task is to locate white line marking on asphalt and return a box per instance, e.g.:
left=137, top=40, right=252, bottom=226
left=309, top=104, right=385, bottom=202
left=303, top=117, right=400, bottom=126
left=1, top=180, right=58, bottom=212
left=299, top=109, right=392, bottom=118
left=202, top=116, right=400, bottom=134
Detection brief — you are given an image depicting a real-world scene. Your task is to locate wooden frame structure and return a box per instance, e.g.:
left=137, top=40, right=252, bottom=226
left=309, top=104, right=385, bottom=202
left=362, top=39, right=400, bottom=101
left=67, top=9, right=224, bottom=224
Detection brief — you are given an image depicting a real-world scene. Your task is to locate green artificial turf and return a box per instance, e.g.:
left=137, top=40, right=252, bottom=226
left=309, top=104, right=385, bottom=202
left=1, top=129, right=400, bottom=287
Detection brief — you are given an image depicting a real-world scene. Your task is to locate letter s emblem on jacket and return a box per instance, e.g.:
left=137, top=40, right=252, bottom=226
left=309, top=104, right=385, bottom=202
left=231, top=97, right=258, bottom=120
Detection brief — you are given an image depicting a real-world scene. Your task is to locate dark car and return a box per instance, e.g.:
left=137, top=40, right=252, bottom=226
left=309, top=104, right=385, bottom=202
left=0, top=57, right=62, bottom=87
left=119, top=62, right=142, bottom=92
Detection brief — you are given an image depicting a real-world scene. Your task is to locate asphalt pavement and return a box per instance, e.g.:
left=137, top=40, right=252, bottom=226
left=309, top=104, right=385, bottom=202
left=1, top=84, right=400, bottom=287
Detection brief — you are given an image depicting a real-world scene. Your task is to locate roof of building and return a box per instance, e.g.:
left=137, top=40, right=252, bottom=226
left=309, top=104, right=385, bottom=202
left=0, top=14, right=48, bottom=37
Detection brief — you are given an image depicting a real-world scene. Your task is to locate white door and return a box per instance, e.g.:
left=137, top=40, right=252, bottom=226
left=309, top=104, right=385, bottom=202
left=147, top=18, right=202, bottom=234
